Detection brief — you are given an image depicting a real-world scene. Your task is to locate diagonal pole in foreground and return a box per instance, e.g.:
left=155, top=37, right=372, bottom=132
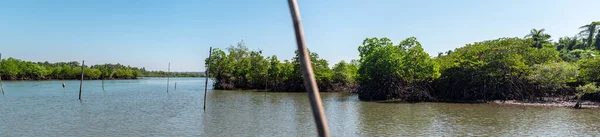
left=286, top=0, right=330, bottom=136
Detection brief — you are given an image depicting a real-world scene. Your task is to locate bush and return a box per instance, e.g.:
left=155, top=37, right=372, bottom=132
left=527, top=62, right=578, bottom=88
left=578, top=57, right=600, bottom=83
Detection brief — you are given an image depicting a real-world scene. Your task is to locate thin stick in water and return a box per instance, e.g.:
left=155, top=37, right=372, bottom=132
left=175, top=82, right=177, bottom=90
left=102, top=66, right=105, bottom=91
left=287, top=0, right=330, bottom=136
left=167, top=62, right=170, bottom=93
left=0, top=74, right=4, bottom=96
left=0, top=53, right=4, bottom=96
left=204, top=47, right=212, bottom=110
left=79, top=60, right=85, bottom=101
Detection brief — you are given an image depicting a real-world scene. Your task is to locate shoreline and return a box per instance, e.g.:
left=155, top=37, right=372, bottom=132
left=0, top=76, right=204, bottom=81
left=240, top=90, right=600, bottom=109
left=489, top=100, right=600, bottom=109
left=375, top=97, right=600, bottom=109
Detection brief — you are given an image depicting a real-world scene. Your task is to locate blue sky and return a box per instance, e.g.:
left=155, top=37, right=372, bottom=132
left=1, top=0, right=598, bottom=71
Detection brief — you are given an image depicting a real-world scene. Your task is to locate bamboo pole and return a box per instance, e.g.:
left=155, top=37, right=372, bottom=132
left=167, top=62, right=170, bottom=93
left=287, top=0, right=329, bottom=136
left=79, top=60, right=85, bottom=101
left=0, top=53, right=4, bottom=96
left=204, top=47, right=212, bottom=110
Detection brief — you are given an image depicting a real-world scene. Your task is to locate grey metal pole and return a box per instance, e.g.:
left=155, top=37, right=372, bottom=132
left=287, top=0, right=330, bottom=136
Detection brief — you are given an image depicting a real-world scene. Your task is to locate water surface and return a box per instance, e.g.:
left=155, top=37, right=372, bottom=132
left=0, top=78, right=598, bottom=136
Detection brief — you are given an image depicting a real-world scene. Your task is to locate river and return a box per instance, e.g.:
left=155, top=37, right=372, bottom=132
left=0, top=77, right=598, bottom=136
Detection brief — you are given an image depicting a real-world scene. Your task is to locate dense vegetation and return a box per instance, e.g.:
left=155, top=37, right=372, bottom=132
left=205, top=41, right=357, bottom=92
left=0, top=59, right=204, bottom=80
left=206, top=21, right=600, bottom=105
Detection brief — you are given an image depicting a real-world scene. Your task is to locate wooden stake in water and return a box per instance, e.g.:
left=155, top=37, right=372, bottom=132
left=62, top=63, right=66, bottom=88
left=167, top=62, right=170, bottom=93
left=204, top=47, right=212, bottom=110
left=287, top=0, right=330, bottom=136
left=79, top=60, right=85, bottom=101
left=174, top=82, right=177, bottom=90
left=101, top=66, right=105, bottom=91
left=0, top=76, right=4, bottom=96
left=0, top=53, right=4, bottom=96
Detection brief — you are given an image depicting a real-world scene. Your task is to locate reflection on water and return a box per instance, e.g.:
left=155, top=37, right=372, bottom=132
left=0, top=77, right=598, bottom=136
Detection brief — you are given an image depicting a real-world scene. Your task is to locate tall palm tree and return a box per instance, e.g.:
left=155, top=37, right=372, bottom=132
left=578, top=21, right=600, bottom=48
left=525, top=28, right=551, bottom=48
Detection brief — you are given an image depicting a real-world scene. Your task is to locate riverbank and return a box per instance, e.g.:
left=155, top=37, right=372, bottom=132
left=490, top=99, right=600, bottom=109
left=0, top=76, right=204, bottom=81
left=0, top=77, right=140, bottom=81
left=375, top=96, right=600, bottom=108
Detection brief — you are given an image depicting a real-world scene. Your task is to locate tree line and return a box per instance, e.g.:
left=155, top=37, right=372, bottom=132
left=205, top=40, right=358, bottom=92
left=206, top=21, right=600, bottom=106
left=0, top=59, right=204, bottom=80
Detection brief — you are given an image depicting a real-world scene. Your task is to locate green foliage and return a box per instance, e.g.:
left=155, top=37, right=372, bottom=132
left=528, top=62, right=578, bottom=88
left=356, top=37, right=438, bottom=101
left=0, top=57, right=194, bottom=80
left=357, top=37, right=398, bottom=82
left=578, top=57, right=600, bottom=83
left=291, top=50, right=333, bottom=83
left=595, top=29, right=600, bottom=50
left=434, top=38, right=561, bottom=101
left=206, top=48, right=233, bottom=79
left=279, top=60, right=295, bottom=82
left=247, top=50, right=269, bottom=88
left=576, top=83, right=600, bottom=97
left=332, top=60, right=358, bottom=83
left=206, top=40, right=338, bottom=91
left=357, top=37, right=438, bottom=83
left=525, top=28, right=551, bottom=48
left=555, top=36, right=585, bottom=51
left=438, top=38, right=536, bottom=76
left=525, top=47, right=562, bottom=65
left=579, top=22, right=600, bottom=48
left=400, top=38, right=440, bottom=81
left=560, top=49, right=596, bottom=62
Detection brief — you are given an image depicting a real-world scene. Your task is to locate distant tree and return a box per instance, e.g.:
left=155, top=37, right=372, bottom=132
left=525, top=28, right=551, bottom=48
left=267, top=55, right=281, bottom=83
left=579, top=22, right=600, bottom=48
left=332, top=60, right=358, bottom=83
left=357, top=37, right=438, bottom=101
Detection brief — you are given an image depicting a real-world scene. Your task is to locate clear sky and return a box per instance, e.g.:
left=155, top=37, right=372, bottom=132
left=1, top=0, right=599, bottom=72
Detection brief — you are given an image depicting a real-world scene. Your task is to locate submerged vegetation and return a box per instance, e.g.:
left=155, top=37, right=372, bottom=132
left=206, top=21, right=600, bottom=106
left=0, top=59, right=204, bottom=80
